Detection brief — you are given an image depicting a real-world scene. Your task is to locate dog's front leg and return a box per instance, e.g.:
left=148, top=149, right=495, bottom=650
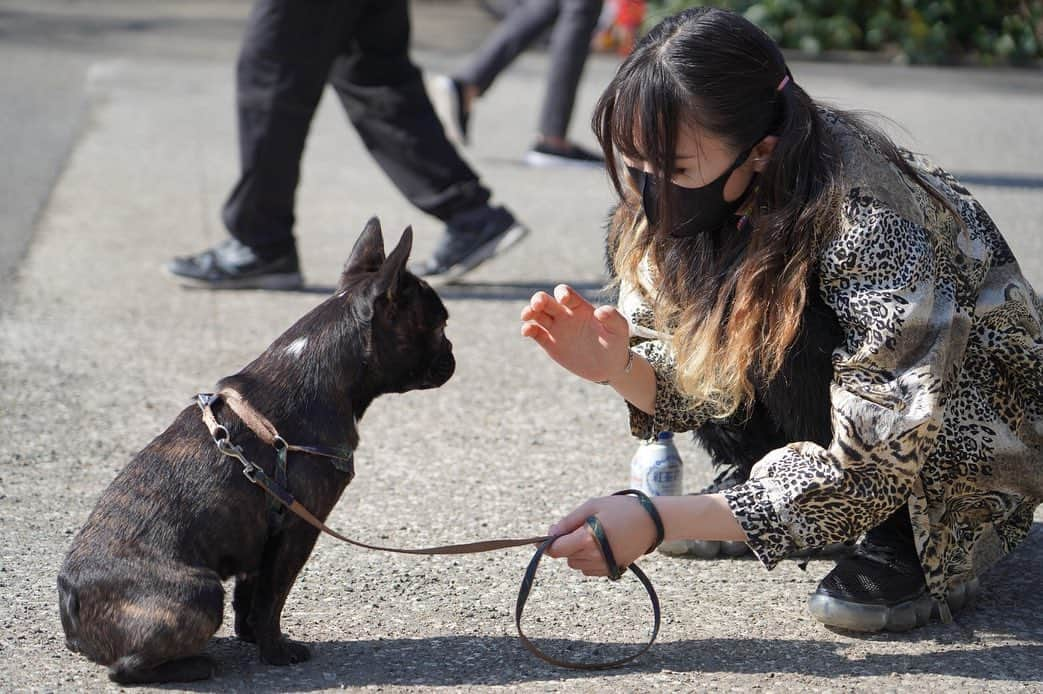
left=248, top=522, right=321, bottom=666
left=233, top=574, right=258, bottom=642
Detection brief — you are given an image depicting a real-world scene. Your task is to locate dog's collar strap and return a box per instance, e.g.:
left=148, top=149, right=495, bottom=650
left=198, top=390, right=355, bottom=472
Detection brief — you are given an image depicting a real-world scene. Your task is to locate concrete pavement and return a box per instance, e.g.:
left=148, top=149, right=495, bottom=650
left=1, top=1, right=1042, bottom=691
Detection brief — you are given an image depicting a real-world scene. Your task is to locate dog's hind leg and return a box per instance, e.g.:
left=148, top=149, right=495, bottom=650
left=57, top=573, right=82, bottom=653
left=77, top=570, right=225, bottom=683
left=109, top=654, right=215, bottom=684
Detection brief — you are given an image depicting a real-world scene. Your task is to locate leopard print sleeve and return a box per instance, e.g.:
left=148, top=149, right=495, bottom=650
left=722, top=188, right=980, bottom=569
left=617, top=273, right=714, bottom=439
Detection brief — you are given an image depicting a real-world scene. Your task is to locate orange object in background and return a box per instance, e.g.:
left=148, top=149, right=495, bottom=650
left=592, top=0, right=646, bottom=55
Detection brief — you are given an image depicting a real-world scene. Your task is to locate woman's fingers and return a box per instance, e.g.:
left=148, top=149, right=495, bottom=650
left=545, top=523, right=596, bottom=559
left=593, top=305, right=630, bottom=336
left=554, top=284, right=590, bottom=311
left=520, top=321, right=552, bottom=347
left=528, top=291, right=566, bottom=318
left=568, top=557, right=608, bottom=576
left=520, top=305, right=555, bottom=330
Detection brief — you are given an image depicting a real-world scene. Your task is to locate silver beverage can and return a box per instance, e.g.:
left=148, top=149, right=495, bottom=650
left=629, top=431, right=683, bottom=496
left=629, top=431, right=688, bottom=554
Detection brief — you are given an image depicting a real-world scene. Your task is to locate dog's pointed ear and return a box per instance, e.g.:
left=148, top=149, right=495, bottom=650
left=340, top=217, right=385, bottom=288
left=373, top=226, right=413, bottom=301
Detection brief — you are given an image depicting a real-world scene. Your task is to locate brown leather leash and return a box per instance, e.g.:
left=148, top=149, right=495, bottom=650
left=198, top=389, right=661, bottom=669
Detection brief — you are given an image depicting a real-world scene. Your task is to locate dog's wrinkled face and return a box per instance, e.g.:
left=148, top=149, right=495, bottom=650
left=340, top=218, right=455, bottom=393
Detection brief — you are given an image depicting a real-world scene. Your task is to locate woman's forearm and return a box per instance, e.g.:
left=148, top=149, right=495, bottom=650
left=606, top=351, right=656, bottom=414
left=652, top=493, right=748, bottom=542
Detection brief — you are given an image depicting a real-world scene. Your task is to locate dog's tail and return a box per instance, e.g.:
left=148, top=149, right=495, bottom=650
left=57, top=573, right=82, bottom=653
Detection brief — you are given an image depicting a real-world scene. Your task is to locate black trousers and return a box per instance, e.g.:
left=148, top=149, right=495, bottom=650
left=454, top=0, right=602, bottom=139
left=223, top=0, right=491, bottom=253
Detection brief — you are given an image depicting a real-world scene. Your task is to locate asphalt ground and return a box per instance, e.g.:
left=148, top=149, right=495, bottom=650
left=1, top=1, right=1042, bottom=692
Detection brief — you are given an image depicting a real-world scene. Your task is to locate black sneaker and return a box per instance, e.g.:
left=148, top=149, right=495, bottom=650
left=431, top=75, right=470, bottom=145
left=524, top=141, right=604, bottom=169
left=409, top=205, right=528, bottom=284
left=808, top=526, right=978, bottom=632
left=165, top=238, right=303, bottom=290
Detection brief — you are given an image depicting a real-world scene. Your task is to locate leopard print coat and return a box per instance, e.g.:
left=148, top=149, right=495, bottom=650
left=618, top=111, right=1043, bottom=616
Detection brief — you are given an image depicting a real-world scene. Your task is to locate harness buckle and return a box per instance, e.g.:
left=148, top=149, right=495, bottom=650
left=216, top=437, right=246, bottom=462
left=242, top=462, right=263, bottom=484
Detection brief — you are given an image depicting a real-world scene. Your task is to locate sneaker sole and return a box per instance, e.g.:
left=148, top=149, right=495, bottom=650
left=165, top=268, right=304, bottom=291
left=807, top=577, right=979, bottom=633
left=433, top=223, right=530, bottom=286
left=431, top=75, right=467, bottom=145
left=523, top=150, right=604, bottom=170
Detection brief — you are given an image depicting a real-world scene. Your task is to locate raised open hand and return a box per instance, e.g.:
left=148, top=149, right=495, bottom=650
left=520, top=284, right=631, bottom=384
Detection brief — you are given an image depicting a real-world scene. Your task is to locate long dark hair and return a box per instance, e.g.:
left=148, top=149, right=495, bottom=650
left=594, top=6, right=951, bottom=417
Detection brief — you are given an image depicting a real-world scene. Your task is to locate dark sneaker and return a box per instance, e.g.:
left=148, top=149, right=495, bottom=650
left=524, top=141, right=604, bottom=169
left=409, top=205, right=528, bottom=284
left=165, top=238, right=303, bottom=290
left=808, top=528, right=978, bottom=632
left=431, top=75, right=470, bottom=145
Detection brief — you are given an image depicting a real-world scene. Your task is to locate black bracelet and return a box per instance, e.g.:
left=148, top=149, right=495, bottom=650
left=613, top=488, right=665, bottom=554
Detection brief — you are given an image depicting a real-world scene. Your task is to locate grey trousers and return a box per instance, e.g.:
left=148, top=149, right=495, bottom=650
left=455, top=0, right=602, bottom=139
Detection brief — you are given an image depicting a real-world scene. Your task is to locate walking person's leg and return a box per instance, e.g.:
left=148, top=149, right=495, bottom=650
left=331, top=0, right=528, bottom=283
left=167, top=0, right=360, bottom=288
left=524, top=0, right=604, bottom=167
left=432, top=0, right=560, bottom=144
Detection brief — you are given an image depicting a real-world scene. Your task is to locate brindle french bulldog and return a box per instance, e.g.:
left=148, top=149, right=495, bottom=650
left=58, top=218, right=454, bottom=684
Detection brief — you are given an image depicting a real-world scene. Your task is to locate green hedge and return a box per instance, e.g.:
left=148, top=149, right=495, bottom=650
left=646, top=1, right=1043, bottom=65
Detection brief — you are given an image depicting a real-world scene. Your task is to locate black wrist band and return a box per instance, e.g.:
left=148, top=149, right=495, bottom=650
left=614, top=488, right=665, bottom=554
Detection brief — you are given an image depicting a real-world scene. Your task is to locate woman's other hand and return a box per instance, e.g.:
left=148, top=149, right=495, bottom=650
left=544, top=495, right=658, bottom=577
left=520, top=284, right=630, bottom=384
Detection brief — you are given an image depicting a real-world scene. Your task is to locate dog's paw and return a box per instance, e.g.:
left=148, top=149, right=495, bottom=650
left=234, top=617, right=256, bottom=643
left=259, top=639, right=311, bottom=666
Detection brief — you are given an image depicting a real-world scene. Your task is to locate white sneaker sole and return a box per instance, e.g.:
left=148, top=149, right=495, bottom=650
left=523, top=150, right=604, bottom=170
left=165, top=267, right=304, bottom=291
left=807, top=577, right=979, bottom=633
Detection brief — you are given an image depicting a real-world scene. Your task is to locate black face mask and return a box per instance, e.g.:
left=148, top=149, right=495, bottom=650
left=627, top=146, right=757, bottom=238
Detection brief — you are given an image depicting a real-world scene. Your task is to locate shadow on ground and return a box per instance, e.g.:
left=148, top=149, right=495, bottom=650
left=154, top=524, right=1043, bottom=690
left=185, top=635, right=1042, bottom=690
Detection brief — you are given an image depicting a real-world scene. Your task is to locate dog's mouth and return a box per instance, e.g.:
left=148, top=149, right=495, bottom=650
left=419, top=351, right=455, bottom=388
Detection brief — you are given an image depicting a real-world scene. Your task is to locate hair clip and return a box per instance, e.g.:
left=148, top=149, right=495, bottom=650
left=776, top=74, right=791, bottom=92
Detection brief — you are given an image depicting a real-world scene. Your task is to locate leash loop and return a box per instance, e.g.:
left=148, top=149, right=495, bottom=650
left=515, top=533, right=660, bottom=669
